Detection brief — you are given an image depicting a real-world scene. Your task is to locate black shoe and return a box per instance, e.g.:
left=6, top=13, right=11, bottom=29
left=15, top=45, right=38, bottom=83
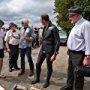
left=9, top=68, right=13, bottom=72
left=18, top=71, right=25, bottom=76
left=60, top=84, right=73, bottom=90
left=43, top=82, right=50, bottom=88
left=14, top=67, right=20, bottom=70
left=31, top=79, right=40, bottom=84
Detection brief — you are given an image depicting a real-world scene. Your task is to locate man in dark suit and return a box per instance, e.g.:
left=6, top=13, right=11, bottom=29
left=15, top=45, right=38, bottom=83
left=31, top=14, right=60, bottom=88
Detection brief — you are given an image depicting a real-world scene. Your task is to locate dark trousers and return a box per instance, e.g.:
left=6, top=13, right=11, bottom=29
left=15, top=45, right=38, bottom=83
left=19, top=47, right=34, bottom=72
left=35, top=50, right=53, bottom=82
left=9, top=44, right=19, bottom=69
left=67, top=50, right=85, bottom=90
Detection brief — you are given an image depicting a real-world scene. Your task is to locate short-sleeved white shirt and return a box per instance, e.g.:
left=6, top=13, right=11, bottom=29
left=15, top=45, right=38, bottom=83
left=5, top=29, right=20, bottom=45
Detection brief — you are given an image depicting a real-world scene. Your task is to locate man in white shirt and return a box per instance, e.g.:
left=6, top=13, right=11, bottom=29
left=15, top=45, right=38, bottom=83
left=5, top=23, right=20, bottom=72
left=60, top=7, right=90, bottom=90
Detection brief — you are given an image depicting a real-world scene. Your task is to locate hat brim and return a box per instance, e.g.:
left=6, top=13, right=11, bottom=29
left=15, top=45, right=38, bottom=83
left=68, top=12, right=78, bottom=15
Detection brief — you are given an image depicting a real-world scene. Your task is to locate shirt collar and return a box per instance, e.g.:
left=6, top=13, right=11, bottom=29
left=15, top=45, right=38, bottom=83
left=75, top=17, right=85, bottom=26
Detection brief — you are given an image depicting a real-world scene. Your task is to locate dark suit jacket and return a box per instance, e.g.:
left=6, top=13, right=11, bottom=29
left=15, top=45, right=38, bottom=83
left=41, top=21, right=60, bottom=54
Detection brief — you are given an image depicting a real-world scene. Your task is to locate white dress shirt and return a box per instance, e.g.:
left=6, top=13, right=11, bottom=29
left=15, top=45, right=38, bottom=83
left=5, top=29, right=20, bottom=45
left=0, top=29, right=4, bottom=49
left=67, top=17, right=90, bottom=55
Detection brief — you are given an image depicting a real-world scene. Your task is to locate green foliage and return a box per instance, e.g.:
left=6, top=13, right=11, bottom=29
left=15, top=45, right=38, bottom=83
left=54, top=0, right=90, bottom=32
left=74, top=0, right=90, bottom=20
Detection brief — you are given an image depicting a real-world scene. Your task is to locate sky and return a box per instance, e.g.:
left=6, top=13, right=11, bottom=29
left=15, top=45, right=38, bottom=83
left=0, top=0, right=57, bottom=28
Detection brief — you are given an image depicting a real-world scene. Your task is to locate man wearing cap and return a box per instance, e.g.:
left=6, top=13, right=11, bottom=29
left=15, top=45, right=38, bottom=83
left=60, top=7, right=90, bottom=90
left=18, top=19, right=34, bottom=76
left=5, top=23, right=20, bottom=72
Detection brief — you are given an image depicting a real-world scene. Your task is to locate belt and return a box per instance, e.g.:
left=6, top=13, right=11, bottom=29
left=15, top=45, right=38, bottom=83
left=9, top=44, right=19, bottom=47
left=68, top=49, right=85, bottom=54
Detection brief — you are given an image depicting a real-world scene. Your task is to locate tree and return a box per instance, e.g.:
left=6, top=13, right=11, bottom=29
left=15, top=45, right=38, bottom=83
left=54, top=0, right=90, bottom=32
left=74, top=0, right=90, bottom=20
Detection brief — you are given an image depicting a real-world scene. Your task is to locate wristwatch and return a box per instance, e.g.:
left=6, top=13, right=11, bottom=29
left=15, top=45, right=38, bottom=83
left=86, top=55, right=90, bottom=59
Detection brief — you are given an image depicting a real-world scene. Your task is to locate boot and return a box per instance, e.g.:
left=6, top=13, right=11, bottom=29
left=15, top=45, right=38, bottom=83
left=29, top=70, right=34, bottom=76
left=43, top=81, right=50, bottom=88
left=31, top=79, right=40, bottom=84
left=60, top=84, right=73, bottom=90
left=18, top=70, right=25, bottom=76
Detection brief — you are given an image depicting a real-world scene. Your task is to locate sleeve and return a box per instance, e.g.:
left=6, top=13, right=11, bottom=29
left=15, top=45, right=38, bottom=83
left=17, top=30, right=21, bottom=37
left=30, top=28, right=35, bottom=39
left=82, top=21, right=90, bottom=55
left=52, top=26, right=60, bottom=55
left=25, top=28, right=35, bottom=41
left=4, top=31, right=10, bottom=42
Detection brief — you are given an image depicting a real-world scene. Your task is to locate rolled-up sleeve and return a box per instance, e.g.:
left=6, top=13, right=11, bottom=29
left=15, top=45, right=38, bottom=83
left=25, top=28, right=34, bottom=41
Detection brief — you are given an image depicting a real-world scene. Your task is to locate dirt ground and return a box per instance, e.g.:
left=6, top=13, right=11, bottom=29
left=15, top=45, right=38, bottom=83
left=0, top=46, right=90, bottom=90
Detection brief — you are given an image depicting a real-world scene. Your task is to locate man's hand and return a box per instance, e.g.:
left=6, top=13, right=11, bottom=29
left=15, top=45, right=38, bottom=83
left=50, top=54, right=57, bottom=62
left=21, top=37, right=32, bottom=40
left=83, top=56, right=90, bottom=66
left=7, top=48, right=10, bottom=53
left=12, top=35, right=20, bottom=39
left=21, top=37, right=26, bottom=40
